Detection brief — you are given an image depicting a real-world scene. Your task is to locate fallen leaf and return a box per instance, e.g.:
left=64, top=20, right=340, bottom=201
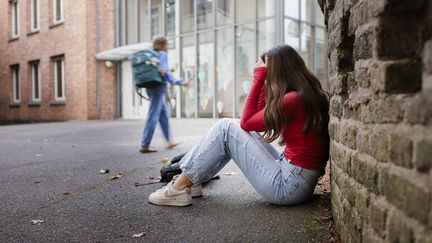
left=132, top=232, right=145, bottom=238
left=100, top=169, right=110, bottom=174
left=30, top=219, right=44, bottom=225
left=223, top=172, right=237, bottom=176
left=109, top=172, right=125, bottom=180
left=63, top=192, right=70, bottom=196
left=161, top=158, right=170, bottom=164
left=34, top=180, right=42, bottom=184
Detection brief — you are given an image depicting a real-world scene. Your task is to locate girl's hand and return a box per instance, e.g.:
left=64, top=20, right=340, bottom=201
left=254, top=55, right=267, bottom=69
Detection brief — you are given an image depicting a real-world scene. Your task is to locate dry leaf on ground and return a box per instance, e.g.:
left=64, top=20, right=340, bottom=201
left=30, top=220, right=44, bottom=225
left=132, top=232, right=145, bottom=238
left=109, top=172, right=125, bottom=180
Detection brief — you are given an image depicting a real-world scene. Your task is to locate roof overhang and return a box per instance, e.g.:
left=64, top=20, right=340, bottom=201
left=95, top=42, right=152, bottom=61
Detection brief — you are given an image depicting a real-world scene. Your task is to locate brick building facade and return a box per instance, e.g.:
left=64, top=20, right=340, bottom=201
left=319, top=0, right=432, bottom=242
left=0, top=0, right=116, bottom=121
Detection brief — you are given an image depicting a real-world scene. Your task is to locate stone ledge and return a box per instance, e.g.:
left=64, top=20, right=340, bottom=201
left=49, top=21, right=64, bottom=29
left=49, top=100, right=66, bottom=106
left=27, top=101, right=41, bottom=107
left=8, top=37, right=19, bottom=43
left=9, top=103, right=20, bottom=108
left=27, top=30, right=40, bottom=36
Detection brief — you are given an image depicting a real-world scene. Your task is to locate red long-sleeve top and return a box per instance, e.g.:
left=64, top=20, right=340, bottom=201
left=240, top=67, right=329, bottom=172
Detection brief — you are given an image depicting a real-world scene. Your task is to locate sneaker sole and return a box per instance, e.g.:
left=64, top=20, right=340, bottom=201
left=148, top=197, right=192, bottom=207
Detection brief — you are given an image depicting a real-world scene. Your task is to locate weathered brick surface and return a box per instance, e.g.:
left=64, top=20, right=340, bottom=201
left=321, top=0, right=432, bottom=241
left=0, top=0, right=115, bottom=121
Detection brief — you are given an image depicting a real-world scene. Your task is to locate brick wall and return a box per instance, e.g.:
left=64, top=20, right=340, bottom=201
left=0, top=0, right=115, bottom=121
left=319, top=0, right=432, bottom=242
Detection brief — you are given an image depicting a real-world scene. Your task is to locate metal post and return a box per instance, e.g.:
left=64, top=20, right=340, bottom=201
left=232, top=0, right=237, bottom=118
left=194, top=0, right=198, bottom=119
left=212, top=0, right=217, bottom=119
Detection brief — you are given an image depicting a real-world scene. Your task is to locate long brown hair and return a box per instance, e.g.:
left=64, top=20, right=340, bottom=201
left=262, top=45, right=329, bottom=145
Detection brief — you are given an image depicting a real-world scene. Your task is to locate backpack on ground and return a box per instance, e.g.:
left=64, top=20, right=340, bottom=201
left=131, top=49, right=165, bottom=99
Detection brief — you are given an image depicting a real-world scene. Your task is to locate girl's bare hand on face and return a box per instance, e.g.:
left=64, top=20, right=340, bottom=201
left=254, top=55, right=268, bottom=69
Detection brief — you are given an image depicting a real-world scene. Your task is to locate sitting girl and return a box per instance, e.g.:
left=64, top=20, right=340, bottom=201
left=149, top=45, right=330, bottom=206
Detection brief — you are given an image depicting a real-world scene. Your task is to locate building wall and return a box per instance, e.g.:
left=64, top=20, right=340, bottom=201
left=319, top=0, right=432, bottom=242
left=0, top=0, right=116, bottom=121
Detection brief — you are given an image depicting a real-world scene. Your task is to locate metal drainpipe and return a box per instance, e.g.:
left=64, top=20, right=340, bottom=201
left=95, top=0, right=100, bottom=119
left=114, top=0, right=122, bottom=118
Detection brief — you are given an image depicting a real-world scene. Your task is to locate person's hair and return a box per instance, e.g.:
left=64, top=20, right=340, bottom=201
left=262, top=45, right=329, bottom=145
left=153, top=36, right=168, bottom=51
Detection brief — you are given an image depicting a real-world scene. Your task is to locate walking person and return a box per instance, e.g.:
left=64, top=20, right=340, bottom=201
left=140, top=36, right=184, bottom=153
left=148, top=44, right=330, bottom=206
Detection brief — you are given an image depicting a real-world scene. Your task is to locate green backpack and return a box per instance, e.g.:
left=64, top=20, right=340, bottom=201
left=131, top=49, right=165, bottom=99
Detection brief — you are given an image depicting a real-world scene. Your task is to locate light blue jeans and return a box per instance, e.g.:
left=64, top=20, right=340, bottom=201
left=179, top=118, right=323, bottom=205
left=141, top=85, right=170, bottom=147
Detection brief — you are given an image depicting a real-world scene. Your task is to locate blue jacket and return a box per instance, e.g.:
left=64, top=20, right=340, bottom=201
left=157, top=51, right=183, bottom=85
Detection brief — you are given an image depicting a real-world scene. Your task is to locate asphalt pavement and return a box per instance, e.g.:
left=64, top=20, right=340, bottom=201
left=0, top=119, right=332, bottom=242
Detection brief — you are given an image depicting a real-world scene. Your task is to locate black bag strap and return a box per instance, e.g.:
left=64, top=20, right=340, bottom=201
left=135, top=87, right=149, bottom=100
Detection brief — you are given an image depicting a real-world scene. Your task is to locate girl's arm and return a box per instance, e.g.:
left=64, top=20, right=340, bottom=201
left=159, top=51, right=183, bottom=85
left=240, top=67, right=267, bottom=132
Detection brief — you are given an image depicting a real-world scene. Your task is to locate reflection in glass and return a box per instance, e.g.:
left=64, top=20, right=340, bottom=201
left=168, top=38, right=180, bottom=117
left=257, top=0, right=274, bottom=18
left=181, top=0, right=195, bottom=33
left=216, top=27, right=234, bottom=117
left=150, top=0, right=163, bottom=37
left=315, top=27, right=328, bottom=89
left=235, top=24, right=254, bottom=117
left=197, top=0, right=213, bottom=30
left=216, top=0, right=233, bottom=26
left=301, top=0, right=314, bottom=23
left=258, top=19, right=275, bottom=56
left=126, top=0, right=138, bottom=44
left=198, top=32, right=214, bottom=117
left=314, top=1, right=324, bottom=26
left=166, top=0, right=176, bottom=36
left=300, top=23, right=313, bottom=69
left=236, top=0, right=254, bottom=22
left=284, top=0, right=299, bottom=18
left=181, top=35, right=196, bottom=118
left=284, top=18, right=300, bottom=50
left=139, top=0, right=149, bottom=41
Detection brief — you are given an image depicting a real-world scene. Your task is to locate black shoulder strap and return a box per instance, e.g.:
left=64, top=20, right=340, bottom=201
left=135, top=87, right=149, bottom=100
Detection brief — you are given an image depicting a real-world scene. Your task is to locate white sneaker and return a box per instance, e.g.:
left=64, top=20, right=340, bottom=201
left=148, top=181, right=192, bottom=206
left=172, top=175, right=203, bottom=198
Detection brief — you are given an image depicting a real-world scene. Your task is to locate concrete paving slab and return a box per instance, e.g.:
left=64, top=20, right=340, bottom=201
left=0, top=119, right=331, bottom=242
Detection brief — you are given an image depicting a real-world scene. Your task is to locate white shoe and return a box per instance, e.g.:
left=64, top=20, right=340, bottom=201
left=172, top=175, right=203, bottom=198
left=148, top=181, right=192, bottom=206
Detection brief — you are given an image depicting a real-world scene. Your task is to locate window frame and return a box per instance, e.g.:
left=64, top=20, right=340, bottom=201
left=11, top=65, right=20, bottom=103
left=30, top=0, right=40, bottom=32
left=11, top=0, right=20, bottom=38
left=52, top=56, right=65, bottom=101
left=52, top=0, right=64, bottom=24
left=30, top=61, right=41, bottom=102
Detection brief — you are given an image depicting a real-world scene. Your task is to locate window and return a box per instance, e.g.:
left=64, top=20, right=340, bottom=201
left=30, top=61, right=41, bottom=102
left=30, top=0, right=39, bottom=31
left=11, top=0, right=19, bottom=38
left=165, top=0, right=176, bottom=36
left=11, top=65, right=20, bottom=103
left=150, top=0, right=162, bottom=37
left=52, top=56, right=65, bottom=100
left=126, top=0, right=138, bottom=44
left=52, top=0, right=64, bottom=24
